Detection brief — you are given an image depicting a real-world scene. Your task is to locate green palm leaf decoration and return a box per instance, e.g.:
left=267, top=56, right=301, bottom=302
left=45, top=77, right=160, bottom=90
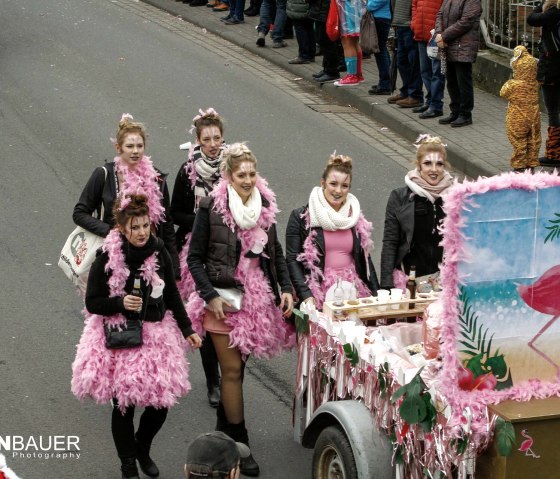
left=458, top=287, right=513, bottom=390
left=544, top=213, right=560, bottom=243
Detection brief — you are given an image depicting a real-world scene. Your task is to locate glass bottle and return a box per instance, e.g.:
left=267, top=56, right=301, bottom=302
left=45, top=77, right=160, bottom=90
left=333, top=278, right=344, bottom=306
left=406, top=266, right=416, bottom=310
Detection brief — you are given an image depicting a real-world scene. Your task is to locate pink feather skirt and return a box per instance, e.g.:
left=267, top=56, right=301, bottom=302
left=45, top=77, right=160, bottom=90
left=186, top=261, right=295, bottom=359
left=71, top=311, right=191, bottom=411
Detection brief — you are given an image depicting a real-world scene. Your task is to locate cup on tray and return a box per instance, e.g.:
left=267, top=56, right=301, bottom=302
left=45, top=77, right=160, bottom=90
left=376, top=289, right=390, bottom=311
left=390, top=288, right=403, bottom=309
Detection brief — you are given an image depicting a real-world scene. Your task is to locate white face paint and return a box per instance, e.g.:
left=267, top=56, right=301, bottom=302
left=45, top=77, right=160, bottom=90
left=321, top=170, right=351, bottom=212
left=230, top=161, right=257, bottom=203
left=197, top=125, right=222, bottom=158
left=418, top=152, right=446, bottom=186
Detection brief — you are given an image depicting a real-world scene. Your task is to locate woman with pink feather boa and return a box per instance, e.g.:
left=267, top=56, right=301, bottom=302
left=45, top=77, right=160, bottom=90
left=186, top=143, right=295, bottom=477
left=71, top=194, right=202, bottom=479
left=73, top=114, right=180, bottom=279
left=285, top=154, right=379, bottom=310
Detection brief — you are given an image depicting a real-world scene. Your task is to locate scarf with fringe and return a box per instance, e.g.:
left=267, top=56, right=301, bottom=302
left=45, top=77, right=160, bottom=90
left=114, top=155, right=165, bottom=225
left=308, top=186, right=360, bottom=230
left=185, top=144, right=223, bottom=211
left=405, top=169, right=453, bottom=203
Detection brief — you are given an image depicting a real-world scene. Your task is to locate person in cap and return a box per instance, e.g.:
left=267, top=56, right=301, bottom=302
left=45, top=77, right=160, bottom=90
left=184, top=431, right=250, bottom=479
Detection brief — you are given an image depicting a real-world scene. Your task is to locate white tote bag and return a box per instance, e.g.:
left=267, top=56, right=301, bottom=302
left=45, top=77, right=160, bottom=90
left=58, top=167, right=107, bottom=292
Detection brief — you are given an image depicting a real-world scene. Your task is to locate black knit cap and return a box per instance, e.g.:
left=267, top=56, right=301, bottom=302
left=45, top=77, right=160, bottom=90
left=186, top=431, right=250, bottom=477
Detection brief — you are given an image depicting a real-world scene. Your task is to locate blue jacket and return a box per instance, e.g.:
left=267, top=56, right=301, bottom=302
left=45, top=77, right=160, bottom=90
left=367, top=0, right=392, bottom=20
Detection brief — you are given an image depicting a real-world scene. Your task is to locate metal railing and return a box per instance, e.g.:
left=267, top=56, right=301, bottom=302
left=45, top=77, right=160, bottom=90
left=481, top=0, right=541, bottom=55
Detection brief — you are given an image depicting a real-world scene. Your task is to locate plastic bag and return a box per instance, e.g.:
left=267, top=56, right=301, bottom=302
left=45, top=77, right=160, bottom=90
left=359, top=11, right=379, bottom=54
left=427, top=29, right=439, bottom=59
left=326, top=0, right=340, bottom=42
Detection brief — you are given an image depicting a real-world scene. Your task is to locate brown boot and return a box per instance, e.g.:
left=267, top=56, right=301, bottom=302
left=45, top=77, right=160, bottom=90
left=540, top=126, right=560, bottom=166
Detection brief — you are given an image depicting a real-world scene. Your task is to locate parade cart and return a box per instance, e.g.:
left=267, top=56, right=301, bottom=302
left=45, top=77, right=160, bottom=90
left=293, top=173, right=560, bottom=479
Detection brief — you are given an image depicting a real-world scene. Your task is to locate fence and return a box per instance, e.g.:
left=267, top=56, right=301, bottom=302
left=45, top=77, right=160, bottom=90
left=481, top=0, right=541, bottom=55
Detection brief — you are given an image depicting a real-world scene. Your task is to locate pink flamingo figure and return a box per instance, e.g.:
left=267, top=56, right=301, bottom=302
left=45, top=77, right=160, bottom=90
left=517, top=429, right=540, bottom=458
left=517, top=265, right=560, bottom=380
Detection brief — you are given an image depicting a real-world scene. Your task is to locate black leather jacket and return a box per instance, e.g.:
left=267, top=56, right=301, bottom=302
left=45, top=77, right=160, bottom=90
left=285, top=205, right=380, bottom=302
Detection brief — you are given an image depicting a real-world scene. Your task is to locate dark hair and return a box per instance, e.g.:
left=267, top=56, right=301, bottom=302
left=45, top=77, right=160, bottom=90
left=321, top=154, right=353, bottom=182
left=194, top=110, right=224, bottom=139
left=115, top=116, right=146, bottom=147
left=113, top=194, right=150, bottom=227
left=221, top=142, right=257, bottom=177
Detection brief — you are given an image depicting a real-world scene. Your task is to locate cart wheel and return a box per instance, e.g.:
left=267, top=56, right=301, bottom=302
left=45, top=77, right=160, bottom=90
left=312, top=425, right=357, bottom=479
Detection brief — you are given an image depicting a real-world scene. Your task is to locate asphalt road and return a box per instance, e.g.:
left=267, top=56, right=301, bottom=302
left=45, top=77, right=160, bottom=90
left=0, top=0, right=408, bottom=477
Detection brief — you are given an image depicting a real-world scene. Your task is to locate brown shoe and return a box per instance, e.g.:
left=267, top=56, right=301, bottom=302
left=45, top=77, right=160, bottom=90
left=387, top=93, right=405, bottom=104
left=396, top=97, right=423, bottom=108
left=213, top=2, right=229, bottom=11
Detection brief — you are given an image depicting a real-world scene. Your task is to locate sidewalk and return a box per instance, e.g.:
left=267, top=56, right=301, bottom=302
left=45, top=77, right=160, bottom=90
left=143, top=0, right=546, bottom=178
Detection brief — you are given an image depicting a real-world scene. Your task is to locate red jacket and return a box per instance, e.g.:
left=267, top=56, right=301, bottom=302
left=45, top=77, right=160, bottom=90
left=411, top=0, right=442, bottom=41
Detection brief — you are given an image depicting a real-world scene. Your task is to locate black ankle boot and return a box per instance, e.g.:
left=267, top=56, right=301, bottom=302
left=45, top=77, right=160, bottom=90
left=228, top=421, right=260, bottom=477
left=135, top=439, right=159, bottom=477
left=120, top=456, right=140, bottom=479
left=240, top=453, right=260, bottom=477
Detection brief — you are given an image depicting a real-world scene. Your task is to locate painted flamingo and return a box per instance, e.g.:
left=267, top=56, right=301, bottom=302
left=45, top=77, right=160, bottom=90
left=517, top=265, right=560, bottom=380
left=517, top=429, right=540, bottom=458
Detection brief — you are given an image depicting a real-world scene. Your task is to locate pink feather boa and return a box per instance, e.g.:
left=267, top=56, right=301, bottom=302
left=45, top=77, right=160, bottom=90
left=186, top=176, right=296, bottom=358
left=296, top=209, right=375, bottom=309
left=438, top=171, right=560, bottom=442
left=71, top=230, right=191, bottom=411
left=114, top=155, right=165, bottom=226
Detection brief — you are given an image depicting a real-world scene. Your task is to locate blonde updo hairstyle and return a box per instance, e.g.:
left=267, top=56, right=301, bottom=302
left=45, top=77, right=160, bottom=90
left=113, top=194, right=150, bottom=229
left=415, top=135, right=448, bottom=169
left=115, top=116, right=147, bottom=149
left=221, top=142, right=257, bottom=177
left=194, top=110, right=224, bottom=139
left=322, top=154, right=353, bottom=184
left=543, top=0, right=559, bottom=11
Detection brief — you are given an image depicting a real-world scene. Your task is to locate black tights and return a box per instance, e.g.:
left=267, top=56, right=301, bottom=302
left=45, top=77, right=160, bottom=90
left=111, top=400, right=168, bottom=458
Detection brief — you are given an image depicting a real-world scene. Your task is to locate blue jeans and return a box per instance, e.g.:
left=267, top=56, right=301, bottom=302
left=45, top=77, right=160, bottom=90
left=417, top=41, right=445, bottom=112
left=396, top=26, right=422, bottom=100
left=229, top=0, right=246, bottom=20
left=258, top=0, right=287, bottom=42
left=372, top=18, right=391, bottom=90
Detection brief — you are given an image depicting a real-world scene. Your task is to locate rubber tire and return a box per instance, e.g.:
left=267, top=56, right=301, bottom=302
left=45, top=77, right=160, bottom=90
left=312, top=425, right=358, bottom=479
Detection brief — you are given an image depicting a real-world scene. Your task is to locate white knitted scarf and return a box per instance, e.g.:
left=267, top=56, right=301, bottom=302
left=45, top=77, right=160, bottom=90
left=227, top=184, right=262, bottom=230
left=308, top=186, right=360, bottom=231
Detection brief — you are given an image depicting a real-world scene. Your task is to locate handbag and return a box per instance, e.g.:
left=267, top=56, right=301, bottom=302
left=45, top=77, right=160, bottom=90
left=58, top=167, right=107, bottom=292
left=104, top=319, right=143, bottom=349
left=326, top=0, right=340, bottom=42
left=204, top=287, right=243, bottom=313
left=359, top=11, right=379, bottom=55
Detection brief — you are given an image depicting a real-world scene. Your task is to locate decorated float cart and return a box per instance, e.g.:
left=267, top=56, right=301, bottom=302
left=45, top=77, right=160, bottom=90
left=293, top=173, right=560, bottom=479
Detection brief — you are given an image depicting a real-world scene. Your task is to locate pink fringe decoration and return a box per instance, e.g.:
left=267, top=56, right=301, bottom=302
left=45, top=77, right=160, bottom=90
left=393, top=269, right=408, bottom=291
left=114, top=155, right=165, bottom=226
left=186, top=176, right=295, bottom=358
left=438, top=171, right=560, bottom=443
left=296, top=209, right=374, bottom=308
left=71, top=230, right=191, bottom=411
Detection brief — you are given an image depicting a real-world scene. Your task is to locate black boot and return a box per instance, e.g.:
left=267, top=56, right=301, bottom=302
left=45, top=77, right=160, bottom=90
left=228, top=421, right=260, bottom=477
left=120, top=456, right=140, bottom=479
left=135, top=438, right=159, bottom=477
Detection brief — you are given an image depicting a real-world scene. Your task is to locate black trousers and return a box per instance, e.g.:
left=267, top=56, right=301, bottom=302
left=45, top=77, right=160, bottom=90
left=542, top=83, right=560, bottom=127
left=445, top=61, right=474, bottom=119
left=315, top=20, right=341, bottom=76
left=112, top=401, right=168, bottom=459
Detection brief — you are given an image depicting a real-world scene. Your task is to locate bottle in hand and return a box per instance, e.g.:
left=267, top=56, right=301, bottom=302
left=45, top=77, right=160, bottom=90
left=132, top=273, right=143, bottom=315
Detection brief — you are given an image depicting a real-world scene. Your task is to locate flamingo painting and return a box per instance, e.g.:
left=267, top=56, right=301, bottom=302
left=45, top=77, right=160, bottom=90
left=517, top=429, right=540, bottom=458
left=517, top=265, right=560, bottom=380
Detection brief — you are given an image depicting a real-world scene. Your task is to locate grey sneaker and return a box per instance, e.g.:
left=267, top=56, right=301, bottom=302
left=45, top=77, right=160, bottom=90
left=256, top=31, right=266, bottom=47
left=272, top=40, right=288, bottom=48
